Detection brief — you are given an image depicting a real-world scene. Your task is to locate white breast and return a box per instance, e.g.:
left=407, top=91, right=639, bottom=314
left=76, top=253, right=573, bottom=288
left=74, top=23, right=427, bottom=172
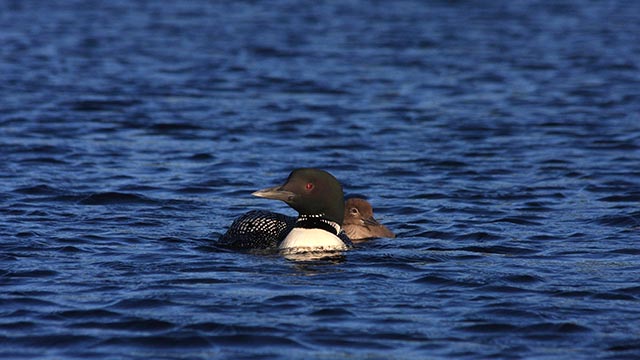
left=279, top=228, right=347, bottom=253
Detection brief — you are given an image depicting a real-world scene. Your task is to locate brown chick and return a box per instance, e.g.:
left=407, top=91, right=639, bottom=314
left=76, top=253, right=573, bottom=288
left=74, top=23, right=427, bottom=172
left=342, top=198, right=395, bottom=241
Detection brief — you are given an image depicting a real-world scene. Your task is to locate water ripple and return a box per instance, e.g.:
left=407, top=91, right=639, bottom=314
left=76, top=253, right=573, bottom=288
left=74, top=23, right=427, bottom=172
left=1, top=0, right=639, bottom=359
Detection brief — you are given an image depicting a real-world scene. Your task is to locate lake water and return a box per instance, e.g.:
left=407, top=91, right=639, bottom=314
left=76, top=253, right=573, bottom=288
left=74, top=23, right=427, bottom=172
left=1, top=1, right=640, bottom=359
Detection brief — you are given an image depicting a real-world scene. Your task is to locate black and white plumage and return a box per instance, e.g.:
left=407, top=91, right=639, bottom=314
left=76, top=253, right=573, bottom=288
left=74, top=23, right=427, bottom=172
left=217, top=210, right=296, bottom=250
left=218, top=210, right=352, bottom=250
left=218, top=168, right=352, bottom=253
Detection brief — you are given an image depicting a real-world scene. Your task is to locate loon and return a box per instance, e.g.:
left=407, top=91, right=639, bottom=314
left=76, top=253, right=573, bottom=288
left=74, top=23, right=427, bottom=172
left=343, top=197, right=395, bottom=241
left=218, top=168, right=394, bottom=253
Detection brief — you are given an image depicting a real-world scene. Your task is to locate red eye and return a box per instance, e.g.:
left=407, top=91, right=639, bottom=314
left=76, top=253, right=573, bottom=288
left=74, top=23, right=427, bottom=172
left=305, top=182, right=314, bottom=191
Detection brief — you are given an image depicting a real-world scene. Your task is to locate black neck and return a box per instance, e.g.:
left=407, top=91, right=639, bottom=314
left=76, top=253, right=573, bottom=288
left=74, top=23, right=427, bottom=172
left=295, top=216, right=339, bottom=235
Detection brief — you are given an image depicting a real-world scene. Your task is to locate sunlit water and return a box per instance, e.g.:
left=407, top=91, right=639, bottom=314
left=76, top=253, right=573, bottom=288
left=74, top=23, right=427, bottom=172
left=1, top=1, right=640, bottom=359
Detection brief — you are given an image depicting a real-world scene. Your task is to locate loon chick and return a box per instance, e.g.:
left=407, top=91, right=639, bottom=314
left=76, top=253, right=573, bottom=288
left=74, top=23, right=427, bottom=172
left=218, top=168, right=352, bottom=253
left=343, top=198, right=395, bottom=240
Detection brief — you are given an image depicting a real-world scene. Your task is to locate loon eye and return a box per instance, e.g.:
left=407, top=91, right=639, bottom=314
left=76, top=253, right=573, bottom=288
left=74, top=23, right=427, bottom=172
left=305, top=182, right=314, bottom=191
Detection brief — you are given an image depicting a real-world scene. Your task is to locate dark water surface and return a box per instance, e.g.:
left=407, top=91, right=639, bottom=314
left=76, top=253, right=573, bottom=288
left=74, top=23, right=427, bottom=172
left=2, top=1, right=640, bottom=359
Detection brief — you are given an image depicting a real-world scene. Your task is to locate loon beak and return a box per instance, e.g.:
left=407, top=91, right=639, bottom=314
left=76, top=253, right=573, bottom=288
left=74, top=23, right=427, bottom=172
left=252, top=186, right=296, bottom=203
left=363, top=216, right=381, bottom=226
left=363, top=216, right=396, bottom=238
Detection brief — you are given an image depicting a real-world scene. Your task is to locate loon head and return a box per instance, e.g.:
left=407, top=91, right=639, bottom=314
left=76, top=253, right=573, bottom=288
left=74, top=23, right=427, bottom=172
left=252, top=168, right=345, bottom=226
left=343, top=198, right=395, bottom=240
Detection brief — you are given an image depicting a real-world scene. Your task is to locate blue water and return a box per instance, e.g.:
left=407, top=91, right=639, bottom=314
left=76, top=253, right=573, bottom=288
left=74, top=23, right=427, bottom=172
left=2, top=1, right=640, bottom=359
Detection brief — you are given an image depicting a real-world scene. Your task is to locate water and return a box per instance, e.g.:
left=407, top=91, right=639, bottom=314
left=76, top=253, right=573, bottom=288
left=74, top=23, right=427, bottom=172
left=1, top=0, right=640, bottom=359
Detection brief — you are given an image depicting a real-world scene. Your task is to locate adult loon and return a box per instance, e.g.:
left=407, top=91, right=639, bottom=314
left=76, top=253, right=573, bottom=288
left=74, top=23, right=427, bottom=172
left=218, top=168, right=394, bottom=253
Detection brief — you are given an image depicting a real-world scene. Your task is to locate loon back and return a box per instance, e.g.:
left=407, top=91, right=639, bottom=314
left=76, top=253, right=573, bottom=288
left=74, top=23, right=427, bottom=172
left=218, top=210, right=351, bottom=250
left=217, top=210, right=295, bottom=250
